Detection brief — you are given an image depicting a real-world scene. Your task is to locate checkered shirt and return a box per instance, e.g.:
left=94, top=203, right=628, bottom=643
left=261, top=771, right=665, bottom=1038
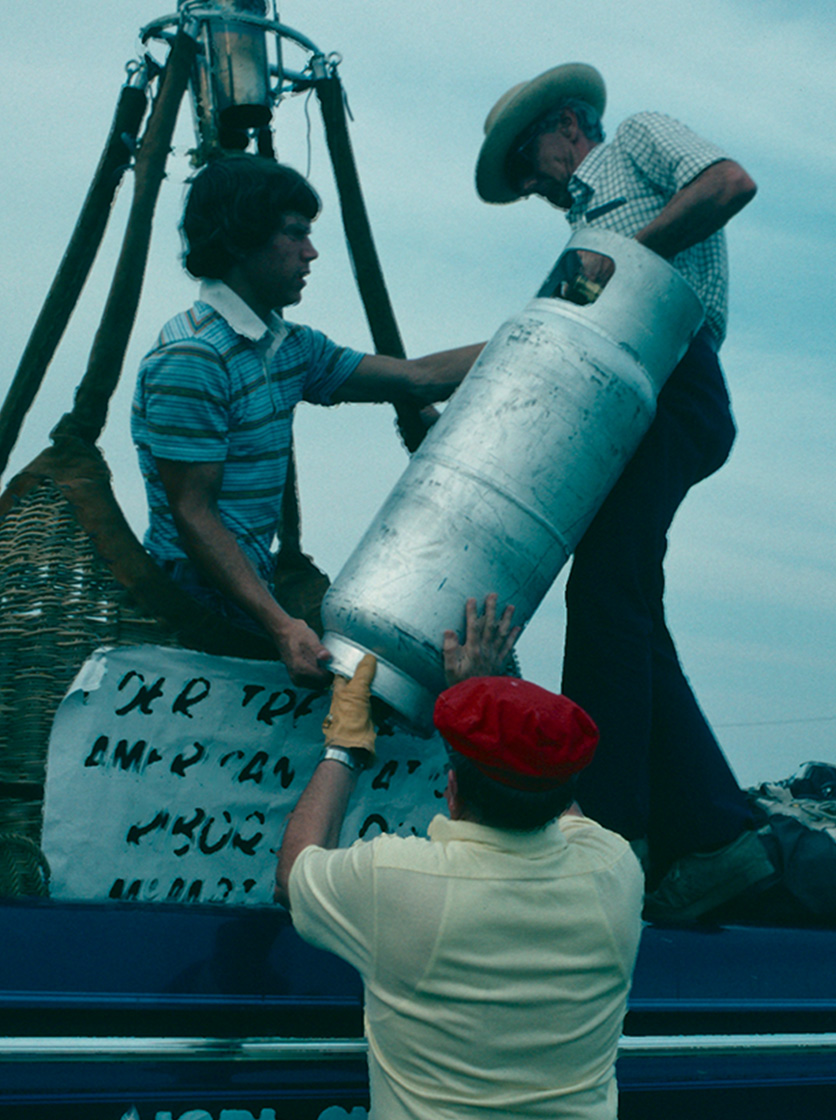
left=132, top=281, right=364, bottom=580
left=567, top=112, right=731, bottom=345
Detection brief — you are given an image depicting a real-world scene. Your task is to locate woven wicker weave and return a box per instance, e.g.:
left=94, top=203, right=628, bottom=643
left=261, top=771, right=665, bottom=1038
left=0, top=833, right=50, bottom=898
left=0, top=476, right=178, bottom=788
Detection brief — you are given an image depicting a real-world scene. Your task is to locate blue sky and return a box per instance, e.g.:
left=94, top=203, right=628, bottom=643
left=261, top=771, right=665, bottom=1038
left=1, top=0, right=834, bottom=786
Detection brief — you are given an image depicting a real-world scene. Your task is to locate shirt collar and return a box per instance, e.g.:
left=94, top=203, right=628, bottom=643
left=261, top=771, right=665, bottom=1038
left=427, top=813, right=566, bottom=855
left=567, top=142, right=607, bottom=212
left=198, top=279, right=289, bottom=352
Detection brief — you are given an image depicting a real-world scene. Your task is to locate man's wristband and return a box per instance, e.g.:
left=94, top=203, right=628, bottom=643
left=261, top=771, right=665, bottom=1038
left=321, top=746, right=368, bottom=773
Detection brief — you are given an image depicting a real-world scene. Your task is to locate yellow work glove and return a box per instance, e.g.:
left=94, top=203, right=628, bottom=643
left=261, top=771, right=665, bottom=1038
left=322, top=653, right=377, bottom=755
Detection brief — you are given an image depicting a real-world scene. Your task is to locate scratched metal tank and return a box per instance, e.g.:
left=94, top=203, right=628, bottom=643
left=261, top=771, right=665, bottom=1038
left=321, top=229, right=705, bottom=733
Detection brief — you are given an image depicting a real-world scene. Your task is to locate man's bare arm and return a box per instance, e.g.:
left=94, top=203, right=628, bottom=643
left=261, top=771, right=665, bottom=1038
left=332, top=343, right=484, bottom=405
left=576, top=160, right=756, bottom=290
left=155, top=457, right=331, bottom=686
left=274, top=758, right=359, bottom=909
left=275, top=654, right=377, bottom=908
left=635, top=159, right=756, bottom=260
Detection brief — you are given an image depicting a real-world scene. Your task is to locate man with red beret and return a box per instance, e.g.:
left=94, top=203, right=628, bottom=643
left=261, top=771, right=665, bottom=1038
left=275, top=595, right=643, bottom=1119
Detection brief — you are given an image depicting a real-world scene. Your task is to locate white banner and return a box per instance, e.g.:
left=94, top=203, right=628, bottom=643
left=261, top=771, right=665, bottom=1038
left=42, top=645, right=449, bottom=907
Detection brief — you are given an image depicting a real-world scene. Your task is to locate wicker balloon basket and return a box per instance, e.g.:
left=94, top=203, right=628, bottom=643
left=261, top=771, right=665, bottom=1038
left=0, top=440, right=281, bottom=895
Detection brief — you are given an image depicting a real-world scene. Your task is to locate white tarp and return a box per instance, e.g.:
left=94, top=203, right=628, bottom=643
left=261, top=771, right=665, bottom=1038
left=42, top=644, right=449, bottom=907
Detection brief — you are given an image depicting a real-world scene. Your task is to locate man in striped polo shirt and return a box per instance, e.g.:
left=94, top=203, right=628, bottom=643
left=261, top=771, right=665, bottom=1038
left=132, top=156, right=481, bottom=688
left=474, top=65, right=773, bottom=923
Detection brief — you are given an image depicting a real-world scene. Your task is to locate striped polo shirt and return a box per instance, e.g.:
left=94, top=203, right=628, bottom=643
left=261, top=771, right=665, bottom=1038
left=566, top=112, right=731, bottom=346
left=132, top=281, right=364, bottom=580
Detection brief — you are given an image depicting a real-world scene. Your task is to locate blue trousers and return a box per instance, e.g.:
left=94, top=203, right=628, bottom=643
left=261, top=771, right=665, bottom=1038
left=562, top=330, right=753, bottom=877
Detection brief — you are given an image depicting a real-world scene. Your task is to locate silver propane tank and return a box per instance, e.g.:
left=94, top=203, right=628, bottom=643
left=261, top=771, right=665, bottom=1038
left=321, top=228, right=705, bottom=733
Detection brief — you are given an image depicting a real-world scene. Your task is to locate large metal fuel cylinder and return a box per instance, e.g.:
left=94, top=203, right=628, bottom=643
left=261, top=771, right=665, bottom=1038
left=321, top=229, right=705, bottom=732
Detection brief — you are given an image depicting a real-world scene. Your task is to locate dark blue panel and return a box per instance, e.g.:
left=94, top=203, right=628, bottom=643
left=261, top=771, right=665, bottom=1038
left=2, top=899, right=836, bottom=1114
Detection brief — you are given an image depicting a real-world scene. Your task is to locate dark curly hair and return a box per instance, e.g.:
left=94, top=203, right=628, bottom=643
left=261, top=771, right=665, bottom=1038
left=181, top=155, right=321, bottom=280
left=448, top=750, right=577, bottom=831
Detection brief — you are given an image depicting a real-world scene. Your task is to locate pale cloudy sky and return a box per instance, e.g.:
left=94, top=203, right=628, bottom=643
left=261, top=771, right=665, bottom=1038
left=1, top=1, right=834, bottom=786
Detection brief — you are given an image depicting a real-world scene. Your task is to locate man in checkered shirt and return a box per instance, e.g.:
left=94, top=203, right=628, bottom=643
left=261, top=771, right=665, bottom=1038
left=133, top=156, right=482, bottom=689
left=474, top=64, right=773, bottom=923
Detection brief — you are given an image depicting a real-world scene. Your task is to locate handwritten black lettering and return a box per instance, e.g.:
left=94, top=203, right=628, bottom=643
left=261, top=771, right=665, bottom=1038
left=220, top=750, right=246, bottom=769
left=272, top=756, right=295, bottom=788
left=256, top=689, right=296, bottom=725
left=109, top=876, right=261, bottom=905
left=293, top=690, right=321, bottom=721
left=198, top=811, right=234, bottom=855
left=115, top=671, right=165, bottom=715
left=214, top=877, right=234, bottom=902
left=428, top=769, right=447, bottom=798
left=84, top=735, right=109, bottom=767
left=232, top=811, right=265, bottom=856
left=171, top=741, right=206, bottom=777
left=126, top=810, right=170, bottom=845
left=185, top=880, right=203, bottom=902
left=359, top=813, right=389, bottom=838
left=167, top=878, right=186, bottom=901
left=241, top=684, right=265, bottom=707
left=171, top=808, right=206, bottom=856
left=371, top=760, right=398, bottom=791
left=172, top=676, right=211, bottom=717
left=112, top=738, right=147, bottom=773
left=238, top=751, right=268, bottom=785
left=84, top=736, right=162, bottom=773
left=109, top=878, right=141, bottom=900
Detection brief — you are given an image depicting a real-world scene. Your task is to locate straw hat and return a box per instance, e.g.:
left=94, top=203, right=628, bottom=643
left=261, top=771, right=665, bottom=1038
left=475, top=63, right=606, bottom=204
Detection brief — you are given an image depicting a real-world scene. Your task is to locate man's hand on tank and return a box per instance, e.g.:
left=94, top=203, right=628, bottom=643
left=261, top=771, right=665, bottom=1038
left=576, top=249, right=615, bottom=286
left=274, top=617, right=333, bottom=688
left=442, top=593, right=521, bottom=686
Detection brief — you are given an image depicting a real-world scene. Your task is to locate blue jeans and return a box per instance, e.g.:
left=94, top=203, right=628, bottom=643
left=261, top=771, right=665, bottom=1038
left=562, top=330, right=753, bottom=877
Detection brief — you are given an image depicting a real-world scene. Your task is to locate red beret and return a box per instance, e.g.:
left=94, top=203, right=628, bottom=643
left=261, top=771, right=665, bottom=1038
left=433, top=677, right=598, bottom=791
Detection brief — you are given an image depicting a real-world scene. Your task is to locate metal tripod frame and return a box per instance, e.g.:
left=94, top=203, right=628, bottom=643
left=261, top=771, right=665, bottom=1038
left=0, top=1, right=422, bottom=483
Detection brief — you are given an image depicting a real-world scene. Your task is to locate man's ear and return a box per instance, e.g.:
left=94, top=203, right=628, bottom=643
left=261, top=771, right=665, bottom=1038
left=559, top=108, right=579, bottom=138
left=445, top=768, right=462, bottom=819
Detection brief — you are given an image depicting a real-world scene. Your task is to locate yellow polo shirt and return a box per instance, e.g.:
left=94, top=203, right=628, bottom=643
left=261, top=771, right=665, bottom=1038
left=289, top=812, right=643, bottom=1120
